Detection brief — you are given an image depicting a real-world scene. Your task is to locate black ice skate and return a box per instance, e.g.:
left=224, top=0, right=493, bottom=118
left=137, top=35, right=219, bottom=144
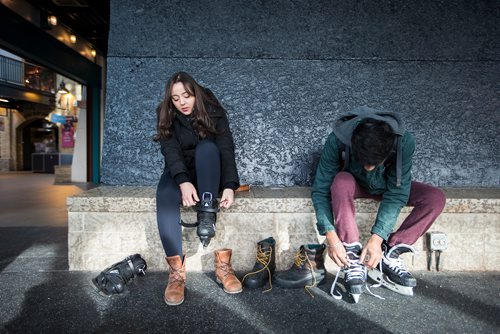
left=91, top=254, right=147, bottom=297
left=330, top=242, right=366, bottom=303
left=368, top=243, right=416, bottom=296
left=195, top=192, right=219, bottom=248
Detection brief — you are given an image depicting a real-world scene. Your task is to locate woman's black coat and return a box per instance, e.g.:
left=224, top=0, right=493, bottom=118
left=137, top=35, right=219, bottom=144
left=159, top=106, right=240, bottom=191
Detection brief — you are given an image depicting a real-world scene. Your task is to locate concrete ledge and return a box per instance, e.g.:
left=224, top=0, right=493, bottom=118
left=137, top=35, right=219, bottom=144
left=67, top=187, right=500, bottom=272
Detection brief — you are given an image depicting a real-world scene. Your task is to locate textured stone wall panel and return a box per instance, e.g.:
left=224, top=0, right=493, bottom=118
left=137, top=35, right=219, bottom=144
left=102, top=0, right=500, bottom=187
left=109, top=0, right=499, bottom=61
left=102, top=58, right=500, bottom=186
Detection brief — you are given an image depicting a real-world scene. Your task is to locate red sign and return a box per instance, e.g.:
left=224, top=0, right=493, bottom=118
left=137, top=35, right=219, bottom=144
left=62, top=127, right=74, bottom=148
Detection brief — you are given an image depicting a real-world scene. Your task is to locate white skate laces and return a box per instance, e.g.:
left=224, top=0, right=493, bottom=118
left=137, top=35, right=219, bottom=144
left=330, top=242, right=384, bottom=301
left=381, top=243, right=416, bottom=279
left=330, top=243, right=365, bottom=299
left=368, top=244, right=417, bottom=296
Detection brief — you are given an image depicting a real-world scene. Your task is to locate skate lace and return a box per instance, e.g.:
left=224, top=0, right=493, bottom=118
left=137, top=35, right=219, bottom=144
left=330, top=253, right=365, bottom=300
left=330, top=251, right=384, bottom=301
left=384, top=256, right=409, bottom=275
left=371, top=244, right=416, bottom=288
left=368, top=244, right=416, bottom=296
left=241, top=245, right=273, bottom=293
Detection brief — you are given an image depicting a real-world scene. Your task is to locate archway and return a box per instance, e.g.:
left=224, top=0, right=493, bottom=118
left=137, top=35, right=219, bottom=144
left=16, top=116, right=57, bottom=171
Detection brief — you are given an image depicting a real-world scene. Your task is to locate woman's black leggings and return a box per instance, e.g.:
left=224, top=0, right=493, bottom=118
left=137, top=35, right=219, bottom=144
left=156, top=139, right=221, bottom=257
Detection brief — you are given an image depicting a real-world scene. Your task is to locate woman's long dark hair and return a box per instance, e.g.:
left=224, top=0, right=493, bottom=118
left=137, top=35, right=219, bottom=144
left=154, top=71, right=222, bottom=141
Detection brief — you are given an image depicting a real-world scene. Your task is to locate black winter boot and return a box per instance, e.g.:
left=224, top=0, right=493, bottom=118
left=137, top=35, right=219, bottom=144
left=274, top=244, right=326, bottom=289
left=242, top=237, right=276, bottom=291
left=196, top=192, right=219, bottom=247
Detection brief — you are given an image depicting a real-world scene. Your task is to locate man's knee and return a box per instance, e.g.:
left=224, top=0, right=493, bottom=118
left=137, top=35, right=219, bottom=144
left=419, top=185, right=446, bottom=213
left=429, top=187, right=446, bottom=212
left=330, top=171, right=356, bottom=193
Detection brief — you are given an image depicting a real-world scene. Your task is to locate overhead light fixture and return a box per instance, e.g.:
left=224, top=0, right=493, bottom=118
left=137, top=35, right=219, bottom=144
left=91, top=49, right=96, bottom=57
left=0, top=98, right=9, bottom=103
left=58, top=81, right=69, bottom=94
left=47, top=15, right=58, bottom=26
left=70, top=35, right=77, bottom=44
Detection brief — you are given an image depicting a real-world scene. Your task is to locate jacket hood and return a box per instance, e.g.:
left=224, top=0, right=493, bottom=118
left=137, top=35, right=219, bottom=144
left=333, top=106, right=405, bottom=146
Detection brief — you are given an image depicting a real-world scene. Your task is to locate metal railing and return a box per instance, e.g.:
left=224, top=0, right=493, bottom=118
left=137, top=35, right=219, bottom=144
left=0, top=55, right=56, bottom=93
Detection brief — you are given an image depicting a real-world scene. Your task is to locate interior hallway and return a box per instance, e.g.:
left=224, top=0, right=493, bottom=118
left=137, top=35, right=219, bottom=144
left=0, top=172, right=93, bottom=227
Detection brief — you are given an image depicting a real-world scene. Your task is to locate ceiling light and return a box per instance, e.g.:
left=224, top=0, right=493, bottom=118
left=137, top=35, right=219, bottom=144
left=91, top=49, right=96, bottom=57
left=0, top=98, right=9, bottom=103
left=47, top=15, right=57, bottom=26
left=70, top=35, right=77, bottom=44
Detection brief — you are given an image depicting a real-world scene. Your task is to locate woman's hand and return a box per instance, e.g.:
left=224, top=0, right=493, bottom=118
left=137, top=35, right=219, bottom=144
left=360, top=234, right=384, bottom=269
left=219, top=188, right=235, bottom=209
left=325, top=231, right=349, bottom=267
left=179, top=182, right=199, bottom=207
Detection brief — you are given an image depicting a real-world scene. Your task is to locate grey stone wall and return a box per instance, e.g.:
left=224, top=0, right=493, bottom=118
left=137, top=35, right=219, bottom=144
left=102, top=0, right=500, bottom=187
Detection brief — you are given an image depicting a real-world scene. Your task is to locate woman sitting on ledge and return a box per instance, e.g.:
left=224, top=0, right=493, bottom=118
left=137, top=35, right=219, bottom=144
left=154, top=71, right=242, bottom=306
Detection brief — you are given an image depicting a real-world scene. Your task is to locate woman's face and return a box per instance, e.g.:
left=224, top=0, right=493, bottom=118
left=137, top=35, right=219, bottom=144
left=171, top=82, right=195, bottom=115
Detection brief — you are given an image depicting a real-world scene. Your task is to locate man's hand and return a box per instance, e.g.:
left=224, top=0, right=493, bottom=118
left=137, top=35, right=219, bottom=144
left=360, top=234, right=384, bottom=269
left=325, top=231, right=349, bottom=267
left=219, top=188, right=235, bottom=209
left=179, top=182, right=199, bottom=207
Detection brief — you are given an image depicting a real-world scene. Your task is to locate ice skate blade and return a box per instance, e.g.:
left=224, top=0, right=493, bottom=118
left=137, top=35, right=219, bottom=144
left=199, top=236, right=211, bottom=248
left=368, top=269, right=414, bottom=296
left=352, top=293, right=360, bottom=303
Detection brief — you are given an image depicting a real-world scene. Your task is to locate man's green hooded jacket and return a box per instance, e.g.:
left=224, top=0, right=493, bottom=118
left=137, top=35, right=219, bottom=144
left=311, top=106, right=415, bottom=240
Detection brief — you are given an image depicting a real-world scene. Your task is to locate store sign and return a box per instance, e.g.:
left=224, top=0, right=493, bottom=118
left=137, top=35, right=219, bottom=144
left=62, top=127, right=74, bottom=148
left=50, top=113, right=67, bottom=124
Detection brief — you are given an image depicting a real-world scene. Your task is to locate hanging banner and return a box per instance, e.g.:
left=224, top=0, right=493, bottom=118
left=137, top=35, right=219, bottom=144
left=62, top=127, right=74, bottom=148
left=61, top=116, right=75, bottom=148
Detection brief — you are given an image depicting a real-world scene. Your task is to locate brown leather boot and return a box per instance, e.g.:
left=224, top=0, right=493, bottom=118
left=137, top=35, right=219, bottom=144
left=164, top=255, right=186, bottom=306
left=214, top=248, right=242, bottom=294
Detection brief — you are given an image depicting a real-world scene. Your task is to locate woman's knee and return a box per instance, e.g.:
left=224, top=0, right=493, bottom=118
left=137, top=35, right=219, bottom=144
left=156, top=178, right=180, bottom=206
left=196, top=139, right=219, bottom=156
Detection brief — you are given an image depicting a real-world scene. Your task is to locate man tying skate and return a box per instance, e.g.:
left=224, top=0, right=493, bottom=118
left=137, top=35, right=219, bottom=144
left=311, top=106, right=446, bottom=302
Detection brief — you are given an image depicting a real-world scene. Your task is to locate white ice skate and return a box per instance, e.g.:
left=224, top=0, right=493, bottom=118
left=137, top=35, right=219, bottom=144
left=368, top=244, right=416, bottom=296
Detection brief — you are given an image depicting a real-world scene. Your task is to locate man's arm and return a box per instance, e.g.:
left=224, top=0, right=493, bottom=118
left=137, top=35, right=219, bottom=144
left=311, top=132, right=341, bottom=235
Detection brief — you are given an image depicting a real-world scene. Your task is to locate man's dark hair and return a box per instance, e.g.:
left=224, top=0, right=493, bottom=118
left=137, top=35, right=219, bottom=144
left=351, top=118, right=396, bottom=167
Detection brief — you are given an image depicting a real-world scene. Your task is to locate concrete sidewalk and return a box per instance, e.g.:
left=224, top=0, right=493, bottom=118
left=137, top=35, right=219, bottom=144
left=0, top=227, right=499, bottom=333
left=1, top=173, right=499, bottom=333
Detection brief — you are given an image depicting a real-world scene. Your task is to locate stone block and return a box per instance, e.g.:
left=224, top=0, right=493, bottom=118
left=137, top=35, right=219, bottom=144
left=54, top=165, right=71, bottom=184
left=67, top=186, right=500, bottom=271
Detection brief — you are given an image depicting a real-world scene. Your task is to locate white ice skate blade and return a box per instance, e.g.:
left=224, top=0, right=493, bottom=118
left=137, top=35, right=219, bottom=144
left=368, top=269, right=413, bottom=296
left=352, top=294, right=360, bottom=303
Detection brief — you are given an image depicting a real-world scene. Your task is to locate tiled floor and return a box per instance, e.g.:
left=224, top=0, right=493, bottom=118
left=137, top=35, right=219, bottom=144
left=0, top=172, right=93, bottom=227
